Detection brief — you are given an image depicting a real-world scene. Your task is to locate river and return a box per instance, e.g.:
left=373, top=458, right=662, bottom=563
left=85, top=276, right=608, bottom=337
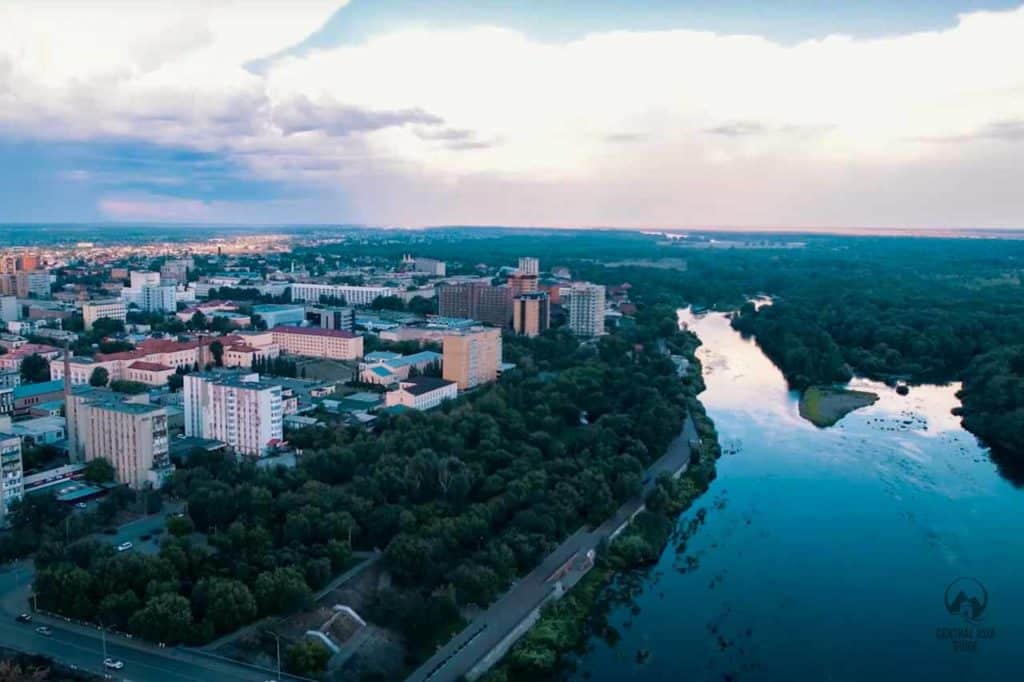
left=569, top=310, right=1022, bottom=682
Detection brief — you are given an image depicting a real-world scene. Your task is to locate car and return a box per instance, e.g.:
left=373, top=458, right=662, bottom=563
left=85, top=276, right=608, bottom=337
left=103, top=658, right=124, bottom=670
left=35, top=626, right=53, bottom=636
left=117, top=541, right=133, bottom=552
left=15, top=613, right=32, bottom=623
left=75, top=502, right=88, bottom=510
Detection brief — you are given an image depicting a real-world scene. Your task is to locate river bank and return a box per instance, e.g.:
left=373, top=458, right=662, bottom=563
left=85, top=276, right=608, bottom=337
left=481, top=328, right=722, bottom=682
left=568, top=310, right=1022, bottom=682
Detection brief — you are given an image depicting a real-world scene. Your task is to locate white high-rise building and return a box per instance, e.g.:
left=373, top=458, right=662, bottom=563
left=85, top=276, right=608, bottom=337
left=518, top=257, right=539, bottom=276
left=183, top=372, right=283, bottom=457
left=567, top=283, right=606, bottom=337
left=122, top=271, right=176, bottom=313
left=0, top=433, right=24, bottom=524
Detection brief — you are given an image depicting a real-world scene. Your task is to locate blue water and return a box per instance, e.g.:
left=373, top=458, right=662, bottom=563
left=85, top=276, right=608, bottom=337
left=570, top=311, right=1023, bottom=682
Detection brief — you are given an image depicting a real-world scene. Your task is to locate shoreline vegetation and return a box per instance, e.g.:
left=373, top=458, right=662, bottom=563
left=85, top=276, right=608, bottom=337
left=798, top=386, right=880, bottom=428
left=481, top=328, right=722, bottom=682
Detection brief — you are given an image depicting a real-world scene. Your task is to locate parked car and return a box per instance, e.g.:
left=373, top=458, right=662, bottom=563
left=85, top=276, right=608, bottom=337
left=75, top=502, right=88, bottom=510
left=15, top=613, right=32, bottom=623
left=103, top=658, right=124, bottom=670
left=117, top=541, right=133, bottom=552
left=35, top=626, right=53, bottom=636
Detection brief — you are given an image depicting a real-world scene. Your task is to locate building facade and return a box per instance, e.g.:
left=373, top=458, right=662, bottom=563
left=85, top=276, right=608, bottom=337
left=512, top=293, right=550, bottom=337
left=437, top=281, right=512, bottom=327
left=0, top=434, right=24, bottom=524
left=518, top=257, right=540, bottom=276
left=442, top=327, right=502, bottom=390
left=385, top=377, right=458, bottom=410
left=272, top=325, right=364, bottom=360
left=183, top=372, right=283, bottom=457
left=567, top=283, right=606, bottom=337
left=289, top=283, right=396, bottom=307
left=82, top=299, right=126, bottom=330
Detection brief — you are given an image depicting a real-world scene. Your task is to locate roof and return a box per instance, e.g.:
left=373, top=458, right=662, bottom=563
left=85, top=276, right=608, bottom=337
left=5, top=344, right=61, bottom=359
left=272, top=325, right=356, bottom=339
left=364, top=351, right=402, bottom=362
left=13, top=380, right=65, bottom=399
left=252, top=304, right=304, bottom=313
left=370, top=366, right=394, bottom=378
left=128, top=361, right=173, bottom=372
left=399, top=377, right=456, bottom=396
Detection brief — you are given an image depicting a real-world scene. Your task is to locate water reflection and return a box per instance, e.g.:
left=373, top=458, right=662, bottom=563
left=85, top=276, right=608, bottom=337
left=570, top=310, right=1022, bottom=682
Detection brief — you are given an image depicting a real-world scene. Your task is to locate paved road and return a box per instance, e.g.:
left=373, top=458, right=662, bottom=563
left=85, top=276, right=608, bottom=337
left=0, top=504, right=293, bottom=682
left=407, top=414, right=700, bottom=682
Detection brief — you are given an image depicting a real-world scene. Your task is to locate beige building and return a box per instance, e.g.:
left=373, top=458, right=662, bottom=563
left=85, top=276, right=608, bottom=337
left=512, top=293, right=550, bottom=337
left=443, top=327, right=502, bottom=390
left=82, top=299, right=126, bottom=330
left=67, top=388, right=171, bottom=489
left=272, top=325, right=364, bottom=360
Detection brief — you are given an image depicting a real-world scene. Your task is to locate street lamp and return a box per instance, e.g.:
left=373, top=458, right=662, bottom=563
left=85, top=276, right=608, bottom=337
left=99, top=617, right=108, bottom=667
left=267, top=631, right=282, bottom=681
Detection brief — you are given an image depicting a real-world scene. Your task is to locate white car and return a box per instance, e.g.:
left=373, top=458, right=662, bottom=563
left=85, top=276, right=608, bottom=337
left=117, top=541, right=133, bottom=552
left=103, top=658, right=124, bottom=670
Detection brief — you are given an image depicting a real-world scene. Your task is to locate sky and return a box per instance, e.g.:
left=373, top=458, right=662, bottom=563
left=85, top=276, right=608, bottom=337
left=1, top=0, right=1023, bottom=229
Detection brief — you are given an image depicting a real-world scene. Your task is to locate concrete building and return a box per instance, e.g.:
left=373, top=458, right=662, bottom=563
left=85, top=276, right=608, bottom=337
left=82, top=299, right=126, bottom=330
left=0, top=433, right=24, bottom=524
left=289, top=283, right=396, bottom=307
left=13, top=271, right=51, bottom=299
left=518, top=257, right=540, bottom=276
left=443, top=327, right=502, bottom=390
left=223, top=331, right=280, bottom=369
left=359, top=350, right=442, bottom=385
left=413, top=257, right=446, bottom=277
left=183, top=372, right=283, bottom=457
left=159, top=259, right=192, bottom=284
left=385, top=377, right=457, bottom=411
left=305, top=305, right=356, bottom=332
left=0, top=388, right=11, bottom=416
left=272, top=325, right=363, bottom=360
left=512, top=293, right=550, bottom=337
left=0, top=369, right=20, bottom=390
left=83, top=398, right=171, bottom=489
left=122, top=272, right=176, bottom=313
left=252, top=304, right=305, bottom=329
left=567, top=283, right=606, bottom=337
left=508, top=273, right=539, bottom=297
left=0, top=296, right=18, bottom=323
left=0, top=344, right=62, bottom=373
left=125, top=361, right=176, bottom=386
left=438, top=281, right=512, bottom=328
left=11, top=379, right=64, bottom=416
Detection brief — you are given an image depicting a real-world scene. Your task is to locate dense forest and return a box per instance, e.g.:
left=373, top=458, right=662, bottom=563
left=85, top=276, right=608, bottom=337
left=30, top=304, right=703, bottom=673
left=320, top=230, right=1024, bottom=473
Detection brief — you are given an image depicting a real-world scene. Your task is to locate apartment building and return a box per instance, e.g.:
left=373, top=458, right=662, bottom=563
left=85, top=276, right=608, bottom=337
left=413, top=257, right=446, bottom=277
left=0, top=433, right=24, bottom=524
left=63, top=387, right=172, bottom=488
left=567, top=282, right=606, bottom=337
left=518, top=257, right=540, bottom=276
left=512, top=292, right=551, bottom=337
left=159, top=259, right=192, bottom=284
left=82, top=299, right=126, bottom=330
left=183, top=372, right=283, bottom=457
left=385, top=377, right=458, bottom=411
left=289, top=283, right=396, bottom=307
left=272, top=325, right=364, bottom=360
left=508, top=273, right=539, bottom=297
left=0, top=296, right=18, bottom=323
left=442, top=327, right=502, bottom=389
left=121, top=271, right=176, bottom=313
left=437, top=281, right=513, bottom=327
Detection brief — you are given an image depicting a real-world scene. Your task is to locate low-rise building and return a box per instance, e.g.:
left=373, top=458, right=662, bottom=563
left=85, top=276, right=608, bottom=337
left=252, top=304, right=305, bottom=329
left=384, top=377, right=458, bottom=411
left=273, top=325, right=363, bottom=361
left=12, top=379, right=66, bottom=416
left=359, top=350, right=442, bottom=385
left=82, top=299, right=126, bottom=330
left=0, top=344, right=62, bottom=372
left=290, top=283, right=396, bottom=307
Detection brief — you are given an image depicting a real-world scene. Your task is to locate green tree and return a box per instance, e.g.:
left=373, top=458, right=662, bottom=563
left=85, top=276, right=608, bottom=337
left=191, top=578, right=257, bottom=634
left=83, top=458, right=115, bottom=484
left=89, top=367, right=110, bottom=387
left=210, top=340, right=224, bottom=367
left=129, top=593, right=195, bottom=644
left=166, top=515, right=195, bottom=538
left=253, top=567, right=312, bottom=616
left=19, top=354, right=50, bottom=383
left=285, top=640, right=330, bottom=677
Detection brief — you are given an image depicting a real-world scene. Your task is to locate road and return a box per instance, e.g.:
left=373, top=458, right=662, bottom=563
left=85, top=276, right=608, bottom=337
left=0, top=504, right=293, bottom=681
left=407, top=413, right=700, bottom=682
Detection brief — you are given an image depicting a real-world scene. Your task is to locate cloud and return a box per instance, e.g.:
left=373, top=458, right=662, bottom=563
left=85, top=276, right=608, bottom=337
left=98, top=195, right=212, bottom=221
left=273, top=96, right=443, bottom=136
left=2, top=1, right=1024, bottom=227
